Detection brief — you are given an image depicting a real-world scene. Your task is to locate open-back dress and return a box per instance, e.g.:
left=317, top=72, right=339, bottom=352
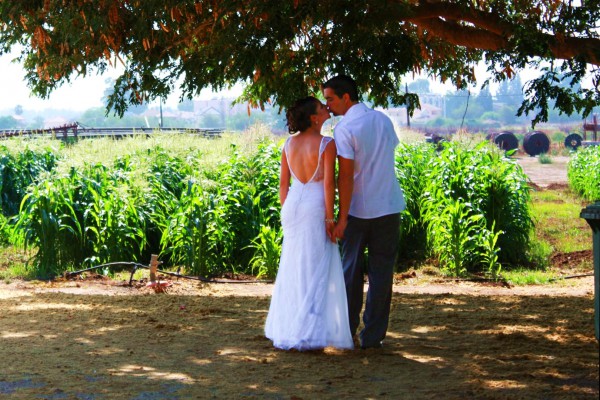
left=264, top=136, right=354, bottom=351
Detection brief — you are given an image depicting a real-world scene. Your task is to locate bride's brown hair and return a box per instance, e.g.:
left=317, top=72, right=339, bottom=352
left=285, top=96, right=319, bottom=134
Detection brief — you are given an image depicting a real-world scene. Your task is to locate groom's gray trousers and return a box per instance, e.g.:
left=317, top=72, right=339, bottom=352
left=341, top=213, right=400, bottom=347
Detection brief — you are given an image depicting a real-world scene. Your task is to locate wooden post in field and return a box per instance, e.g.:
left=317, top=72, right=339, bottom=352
left=149, top=254, right=160, bottom=283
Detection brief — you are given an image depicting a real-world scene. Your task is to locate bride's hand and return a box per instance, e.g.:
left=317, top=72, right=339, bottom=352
left=326, top=220, right=336, bottom=243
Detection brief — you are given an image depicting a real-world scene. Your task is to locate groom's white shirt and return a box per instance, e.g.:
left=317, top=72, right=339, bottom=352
left=333, top=102, right=406, bottom=219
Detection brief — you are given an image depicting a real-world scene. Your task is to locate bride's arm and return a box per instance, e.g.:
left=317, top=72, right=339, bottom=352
left=323, top=139, right=337, bottom=242
left=279, top=149, right=291, bottom=206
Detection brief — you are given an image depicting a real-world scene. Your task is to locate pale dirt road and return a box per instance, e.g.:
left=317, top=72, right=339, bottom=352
left=515, top=154, right=569, bottom=188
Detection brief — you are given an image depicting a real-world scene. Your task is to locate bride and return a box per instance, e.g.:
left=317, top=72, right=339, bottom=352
left=264, top=96, right=354, bottom=351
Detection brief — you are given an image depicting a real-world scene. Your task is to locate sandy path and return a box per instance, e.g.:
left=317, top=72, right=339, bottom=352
left=515, top=154, right=569, bottom=187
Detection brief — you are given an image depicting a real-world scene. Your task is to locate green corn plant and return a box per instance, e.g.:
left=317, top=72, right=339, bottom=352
left=4, top=134, right=286, bottom=278
left=0, top=147, right=58, bottom=217
left=143, top=149, right=197, bottom=263
left=159, top=180, right=233, bottom=277
left=70, top=162, right=147, bottom=268
left=395, top=142, right=437, bottom=261
left=420, top=141, right=533, bottom=272
left=10, top=160, right=148, bottom=276
left=145, top=149, right=235, bottom=275
left=568, top=146, right=600, bottom=201
left=246, top=224, right=282, bottom=279
left=3, top=133, right=539, bottom=279
left=84, top=187, right=147, bottom=267
left=205, top=140, right=280, bottom=271
left=474, top=149, right=533, bottom=266
left=425, top=197, right=486, bottom=277
left=11, top=177, right=85, bottom=278
left=478, top=222, right=503, bottom=279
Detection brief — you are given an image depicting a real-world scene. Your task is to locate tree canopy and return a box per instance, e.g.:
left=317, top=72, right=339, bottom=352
left=1, top=0, right=599, bottom=124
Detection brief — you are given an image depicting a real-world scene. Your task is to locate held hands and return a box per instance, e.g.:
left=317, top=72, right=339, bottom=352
left=333, top=218, right=347, bottom=241
left=325, top=217, right=347, bottom=243
left=325, top=220, right=336, bottom=243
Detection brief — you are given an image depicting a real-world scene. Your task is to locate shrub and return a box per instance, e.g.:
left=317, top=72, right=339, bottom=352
left=538, top=153, right=553, bottom=164
left=404, top=141, right=533, bottom=275
left=11, top=163, right=146, bottom=278
left=568, top=146, right=600, bottom=201
left=0, top=147, right=58, bottom=216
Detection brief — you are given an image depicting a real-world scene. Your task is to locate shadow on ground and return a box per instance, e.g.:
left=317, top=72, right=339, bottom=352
left=1, top=292, right=598, bottom=399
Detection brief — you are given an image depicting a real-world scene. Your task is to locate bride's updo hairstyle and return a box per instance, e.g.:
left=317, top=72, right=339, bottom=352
left=286, top=96, right=320, bottom=134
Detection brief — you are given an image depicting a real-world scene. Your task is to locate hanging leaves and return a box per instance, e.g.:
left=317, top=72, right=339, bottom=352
left=108, top=3, right=120, bottom=26
left=32, top=26, right=51, bottom=53
left=0, top=0, right=597, bottom=119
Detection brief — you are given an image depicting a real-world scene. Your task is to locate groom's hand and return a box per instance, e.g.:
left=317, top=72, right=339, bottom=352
left=333, top=218, right=347, bottom=241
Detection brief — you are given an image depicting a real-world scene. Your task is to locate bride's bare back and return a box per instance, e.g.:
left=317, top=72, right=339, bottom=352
left=286, top=133, right=326, bottom=183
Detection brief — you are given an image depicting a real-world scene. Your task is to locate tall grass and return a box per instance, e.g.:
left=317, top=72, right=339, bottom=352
left=2, top=129, right=537, bottom=278
left=568, top=146, right=600, bottom=201
left=395, top=142, right=436, bottom=260
left=0, top=146, right=58, bottom=215
left=397, top=141, right=533, bottom=276
left=530, top=188, right=591, bottom=255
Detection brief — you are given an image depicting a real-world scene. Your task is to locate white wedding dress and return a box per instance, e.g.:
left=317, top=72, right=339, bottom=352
left=265, top=136, right=354, bottom=351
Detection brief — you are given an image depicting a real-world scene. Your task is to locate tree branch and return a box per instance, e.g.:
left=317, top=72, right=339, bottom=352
left=403, top=1, right=600, bottom=66
left=408, top=17, right=506, bottom=51
left=407, top=1, right=511, bottom=36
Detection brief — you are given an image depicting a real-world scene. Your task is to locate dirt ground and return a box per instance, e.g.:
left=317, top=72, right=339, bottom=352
left=514, top=154, right=570, bottom=189
left=0, top=155, right=598, bottom=399
left=1, top=275, right=597, bottom=399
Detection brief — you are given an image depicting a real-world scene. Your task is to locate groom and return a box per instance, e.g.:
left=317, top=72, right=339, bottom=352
left=322, top=75, right=405, bottom=349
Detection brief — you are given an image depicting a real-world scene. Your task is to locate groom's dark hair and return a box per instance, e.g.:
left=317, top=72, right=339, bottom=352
left=322, top=75, right=359, bottom=102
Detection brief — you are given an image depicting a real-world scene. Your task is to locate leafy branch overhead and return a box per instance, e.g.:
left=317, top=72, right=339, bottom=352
left=0, top=0, right=598, bottom=123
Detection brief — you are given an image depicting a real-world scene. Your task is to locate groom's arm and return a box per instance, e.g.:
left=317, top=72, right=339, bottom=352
left=334, top=155, right=354, bottom=240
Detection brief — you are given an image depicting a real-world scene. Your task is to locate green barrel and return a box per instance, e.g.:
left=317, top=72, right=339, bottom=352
left=580, top=202, right=600, bottom=341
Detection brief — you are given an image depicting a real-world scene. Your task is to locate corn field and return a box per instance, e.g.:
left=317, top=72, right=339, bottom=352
left=568, top=146, right=600, bottom=202
left=0, top=130, right=535, bottom=279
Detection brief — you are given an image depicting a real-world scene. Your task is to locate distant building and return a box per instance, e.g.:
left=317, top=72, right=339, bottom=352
left=378, top=102, right=442, bottom=127
left=43, top=116, right=70, bottom=129
left=192, top=98, right=249, bottom=126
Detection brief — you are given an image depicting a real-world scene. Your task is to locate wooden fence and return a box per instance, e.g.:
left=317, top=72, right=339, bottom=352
left=0, top=123, right=223, bottom=140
